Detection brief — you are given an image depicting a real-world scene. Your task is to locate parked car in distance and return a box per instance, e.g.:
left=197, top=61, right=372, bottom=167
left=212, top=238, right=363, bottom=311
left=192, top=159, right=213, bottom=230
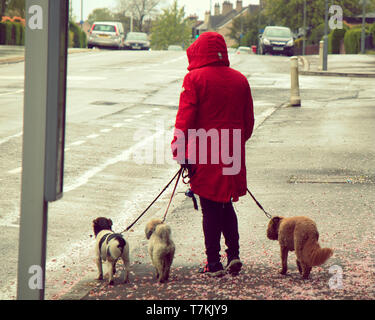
left=259, top=26, right=294, bottom=56
left=124, top=32, right=150, bottom=50
left=167, top=45, right=183, bottom=51
left=88, top=21, right=125, bottom=50
left=236, top=46, right=252, bottom=54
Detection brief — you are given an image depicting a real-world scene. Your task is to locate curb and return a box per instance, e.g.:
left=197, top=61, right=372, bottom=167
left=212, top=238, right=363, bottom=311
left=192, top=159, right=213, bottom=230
left=0, top=56, right=24, bottom=65
left=0, top=48, right=91, bottom=65
left=297, top=55, right=375, bottom=78
left=300, top=70, right=375, bottom=78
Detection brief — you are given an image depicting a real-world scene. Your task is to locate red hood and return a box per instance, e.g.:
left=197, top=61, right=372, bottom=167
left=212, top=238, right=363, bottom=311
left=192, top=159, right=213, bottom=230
left=187, top=32, right=230, bottom=71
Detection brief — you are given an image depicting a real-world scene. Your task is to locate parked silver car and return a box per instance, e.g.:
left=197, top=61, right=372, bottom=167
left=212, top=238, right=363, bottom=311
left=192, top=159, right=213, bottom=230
left=124, top=32, right=150, bottom=50
left=88, top=21, right=125, bottom=50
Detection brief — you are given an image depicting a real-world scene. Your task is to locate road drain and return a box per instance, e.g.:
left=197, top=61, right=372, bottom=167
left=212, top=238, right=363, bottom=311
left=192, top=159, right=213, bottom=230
left=289, top=175, right=374, bottom=184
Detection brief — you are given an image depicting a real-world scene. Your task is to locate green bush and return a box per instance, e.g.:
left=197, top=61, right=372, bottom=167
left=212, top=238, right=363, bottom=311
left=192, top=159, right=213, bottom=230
left=69, top=22, right=87, bottom=48
left=5, top=22, right=14, bottom=45
left=370, top=23, right=375, bottom=47
left=0, top=21, right=24, bottom=45
left=309, top=23, right=325, bottom=45
left=80, top=29, right=87, bottom=48
left=68, top=30, right=74, bottom=48
left=328, top=32, right=333, bottom=54
left=330, top=28, right=346, bottom=54
left=13, top=22, right=22, bottom=45
left=0, top=22, right=6, bottom=45
left=344, top=28, right=362, bottom=54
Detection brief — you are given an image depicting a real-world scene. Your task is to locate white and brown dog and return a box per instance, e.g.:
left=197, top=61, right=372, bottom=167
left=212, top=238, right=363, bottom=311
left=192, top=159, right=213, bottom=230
left=145, top=219, right=175, bottom=283
left=93, top=217, right=130, bottom=285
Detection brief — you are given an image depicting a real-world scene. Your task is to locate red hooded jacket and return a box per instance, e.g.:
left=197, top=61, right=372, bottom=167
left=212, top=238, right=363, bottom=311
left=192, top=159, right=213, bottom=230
left=172, top=32, right=254, bottom=203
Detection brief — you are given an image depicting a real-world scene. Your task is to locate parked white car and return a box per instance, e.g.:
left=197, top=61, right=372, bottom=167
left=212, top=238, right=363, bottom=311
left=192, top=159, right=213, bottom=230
left=88, top=21, right=125, bottom=50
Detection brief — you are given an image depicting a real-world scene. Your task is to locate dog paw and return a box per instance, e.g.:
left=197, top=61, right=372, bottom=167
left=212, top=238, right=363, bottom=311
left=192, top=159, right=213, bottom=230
left=108, top=280, right=114, bottom=286
left=279, top=269, right=287, bottom=275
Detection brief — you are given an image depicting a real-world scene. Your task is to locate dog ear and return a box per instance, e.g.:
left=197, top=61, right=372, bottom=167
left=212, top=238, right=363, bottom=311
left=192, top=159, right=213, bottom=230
left=108, top=219, right=113, bottom=228
left=271, top=216, right=282, bottom=225
left=145, top=222, right=156, bottom=239
left=145, top=229, right=153, bottom=239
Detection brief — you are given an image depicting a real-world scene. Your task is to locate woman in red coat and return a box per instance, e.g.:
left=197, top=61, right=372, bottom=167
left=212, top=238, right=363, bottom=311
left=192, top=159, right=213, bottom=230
left=172, top=32, right=254, bottom=276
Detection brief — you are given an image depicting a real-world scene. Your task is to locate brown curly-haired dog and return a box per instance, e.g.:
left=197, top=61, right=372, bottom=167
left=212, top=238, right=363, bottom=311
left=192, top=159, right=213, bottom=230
left=267, top=216, right=333, bottom=279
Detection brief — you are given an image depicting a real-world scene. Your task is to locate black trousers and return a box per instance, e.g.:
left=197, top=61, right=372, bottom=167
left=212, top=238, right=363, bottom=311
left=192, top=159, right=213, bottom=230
left=199, top=196, right=240, bottom=265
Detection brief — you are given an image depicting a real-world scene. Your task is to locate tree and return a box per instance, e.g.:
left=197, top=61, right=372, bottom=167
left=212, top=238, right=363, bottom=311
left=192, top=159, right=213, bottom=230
left=228, top=11, right=267, bottom=47
left=0, top=0, right=7, bottom=20
left=5, top=0, right=25, bottom=17
left=87, top=8, right=115, bottom=24
left=264, top=0, right=363, bottom=33
left=116, top=0, right=163, bottom=32
left=150, top=0, right=191, bottom=50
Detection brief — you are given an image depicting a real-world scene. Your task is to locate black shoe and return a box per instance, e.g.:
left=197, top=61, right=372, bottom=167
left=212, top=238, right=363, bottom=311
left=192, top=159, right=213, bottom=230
left=198, top=261, right=225, bottom=277
left=225, top=258, right=242, bottom=275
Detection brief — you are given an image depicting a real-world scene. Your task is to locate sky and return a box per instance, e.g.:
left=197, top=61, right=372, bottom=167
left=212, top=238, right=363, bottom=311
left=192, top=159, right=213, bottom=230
left=71, top=0, right=260, bottom=22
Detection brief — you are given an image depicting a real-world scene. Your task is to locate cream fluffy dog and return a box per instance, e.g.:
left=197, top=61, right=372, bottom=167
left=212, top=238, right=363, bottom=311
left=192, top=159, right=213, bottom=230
left=267, top=216, right=333, bottom=279
left=145, top=219, right=175, bottom=283
left=93, top=217, right=130, bottom=285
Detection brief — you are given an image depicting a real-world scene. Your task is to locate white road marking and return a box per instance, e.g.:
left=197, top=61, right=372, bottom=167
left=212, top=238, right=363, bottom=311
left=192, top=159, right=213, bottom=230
left=7, top=167, right=22, bottom=174
left=64, top=129, right=165, bottom=193
left=0, top=131, right=22, bottom=146
left=69, top=140, right=86, bottom=146
left=112, top=123, right=124, bottom=128
left=86, top=134, right=100, bottom=139
left=0, top=89, right=24, bottom=96
left=100, top=128, right=112, bottom=133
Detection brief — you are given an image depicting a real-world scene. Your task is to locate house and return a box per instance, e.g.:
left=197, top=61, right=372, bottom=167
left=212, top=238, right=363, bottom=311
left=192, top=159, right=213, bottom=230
left=196, top=1, right=261, bottom=47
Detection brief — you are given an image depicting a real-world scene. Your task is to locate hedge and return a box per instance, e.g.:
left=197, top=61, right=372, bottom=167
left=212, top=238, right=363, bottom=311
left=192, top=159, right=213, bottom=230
left=329, top=28, right=346, bottom=54
left=69, top=22, right=87, bottom=48
left=370, top=23, right=375, bottom=47
left=344, top=28, right=362, bottom=54
left=0, top=21, right=25, bottom=45
left=344, top=26, right=373, bottom=54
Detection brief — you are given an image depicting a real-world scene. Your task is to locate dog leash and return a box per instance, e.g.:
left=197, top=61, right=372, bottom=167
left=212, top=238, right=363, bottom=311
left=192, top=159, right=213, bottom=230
left=161, top=168, right=182, bottom=223
left=247, top=187, right=272, bottom=220
left=120, top=168, right=183, bottom=233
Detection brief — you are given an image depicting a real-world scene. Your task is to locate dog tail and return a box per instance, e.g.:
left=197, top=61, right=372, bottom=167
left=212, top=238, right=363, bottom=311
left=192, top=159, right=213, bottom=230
left=155, top=224, right=172, bottom=244
left=303, top=238, right=333, bottom=266
left=107, top=234, right=126, bottom=259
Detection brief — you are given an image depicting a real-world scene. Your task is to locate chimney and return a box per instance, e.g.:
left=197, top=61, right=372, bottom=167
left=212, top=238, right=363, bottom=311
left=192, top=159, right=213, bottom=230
left=222, top=1, right=233, bottom=16
left=204, top=11, right=211, bottom=25
left=236, top=1, right=243, bottom=12
left=214, top=3, right=220, bottom=16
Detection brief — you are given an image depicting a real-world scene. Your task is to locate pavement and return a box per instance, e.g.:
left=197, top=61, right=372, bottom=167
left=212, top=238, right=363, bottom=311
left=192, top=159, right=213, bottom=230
left=0, top=45, right=90, bottom=64
left=1, top=46, right=374, bottom=302
left=299, top=54, right=375, bottom=78
left=59, top=53, right=375, bottom=301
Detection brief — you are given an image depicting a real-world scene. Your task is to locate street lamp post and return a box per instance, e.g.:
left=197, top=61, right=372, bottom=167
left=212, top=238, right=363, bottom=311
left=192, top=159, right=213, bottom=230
left=323, top=0, right=329, bottom=71
left=302, top=0, right=306, bottom=55
left=360, top=0, right=368, bottom=54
